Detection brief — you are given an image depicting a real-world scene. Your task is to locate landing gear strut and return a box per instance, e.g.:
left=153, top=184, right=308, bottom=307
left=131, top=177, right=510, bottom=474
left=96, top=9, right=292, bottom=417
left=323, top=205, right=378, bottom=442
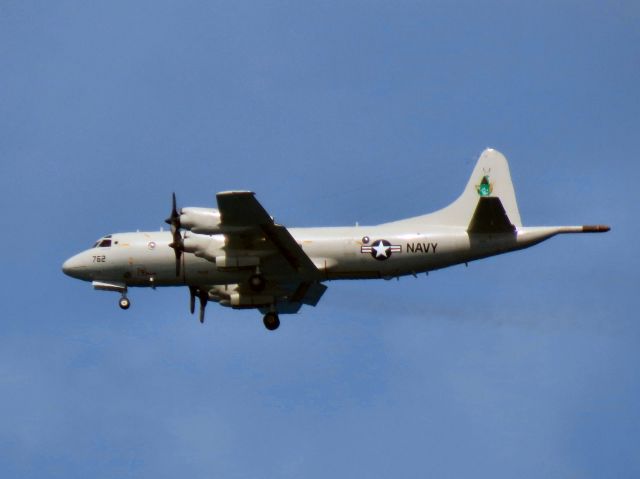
left=263, top=312, right=280, bottom=331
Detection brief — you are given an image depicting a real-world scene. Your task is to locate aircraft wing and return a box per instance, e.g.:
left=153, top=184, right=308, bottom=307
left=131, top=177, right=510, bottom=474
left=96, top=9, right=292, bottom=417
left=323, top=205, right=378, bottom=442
left=216, top=191, right=320, bottom=278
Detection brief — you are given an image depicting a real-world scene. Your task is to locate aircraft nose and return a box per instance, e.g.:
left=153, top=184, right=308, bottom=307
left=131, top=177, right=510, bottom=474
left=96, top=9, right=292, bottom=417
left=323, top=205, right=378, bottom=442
left=62, top=254, right=87, bottom=279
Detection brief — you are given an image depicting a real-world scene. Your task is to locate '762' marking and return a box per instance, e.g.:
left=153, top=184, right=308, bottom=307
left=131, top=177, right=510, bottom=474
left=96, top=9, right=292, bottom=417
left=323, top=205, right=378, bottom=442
left=92, top=255, right=106, bottom=263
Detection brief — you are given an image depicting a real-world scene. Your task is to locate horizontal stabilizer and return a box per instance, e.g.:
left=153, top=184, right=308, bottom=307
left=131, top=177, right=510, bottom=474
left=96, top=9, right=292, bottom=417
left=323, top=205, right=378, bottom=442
left=467, top=197, right=516, bottom=234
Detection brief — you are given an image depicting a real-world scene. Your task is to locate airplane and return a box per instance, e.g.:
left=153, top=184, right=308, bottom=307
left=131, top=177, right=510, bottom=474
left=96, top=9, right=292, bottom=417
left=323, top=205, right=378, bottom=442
left=62, top=148, right=609, bottom=331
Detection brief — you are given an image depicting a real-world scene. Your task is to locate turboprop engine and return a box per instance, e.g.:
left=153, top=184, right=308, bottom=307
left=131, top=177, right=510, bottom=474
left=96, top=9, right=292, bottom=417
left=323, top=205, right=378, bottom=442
left=166, top=194, right=225, bottom=276
left=179, top=207, right=223, bottom=234
left=166, top=194, right=262, bottom=276
left=182, top=233, right=224, bottom=262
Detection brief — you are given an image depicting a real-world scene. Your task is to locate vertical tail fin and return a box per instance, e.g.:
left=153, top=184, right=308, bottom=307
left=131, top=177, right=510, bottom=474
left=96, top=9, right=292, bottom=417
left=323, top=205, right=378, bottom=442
left=400, top=148, right=522, bottom=228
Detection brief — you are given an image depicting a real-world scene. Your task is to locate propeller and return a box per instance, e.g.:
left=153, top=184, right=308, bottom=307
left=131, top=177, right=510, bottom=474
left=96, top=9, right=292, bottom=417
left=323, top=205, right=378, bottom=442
left=198, top=289, right=208, bottom=324
left=188, top=286, right=208, bottom=323
left=165, top=192, right=183, bottom=277
left=189, top=286, right=197, bottom=315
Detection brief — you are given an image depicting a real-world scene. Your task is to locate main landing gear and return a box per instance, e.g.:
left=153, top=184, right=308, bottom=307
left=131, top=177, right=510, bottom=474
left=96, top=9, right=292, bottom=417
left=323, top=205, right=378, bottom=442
left=263, top=312, right=280, bottom=331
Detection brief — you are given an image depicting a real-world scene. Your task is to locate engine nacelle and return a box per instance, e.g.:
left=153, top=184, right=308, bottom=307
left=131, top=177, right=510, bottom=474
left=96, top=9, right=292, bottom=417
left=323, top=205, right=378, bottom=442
left=180, top=207, right=223, bottom=234
left=208, top=285, right=271, bottom=308
left=182, top=233, right=224, bottom=262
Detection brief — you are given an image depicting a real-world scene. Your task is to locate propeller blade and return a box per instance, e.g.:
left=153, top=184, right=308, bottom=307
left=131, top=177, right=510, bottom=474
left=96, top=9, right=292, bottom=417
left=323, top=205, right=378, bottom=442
left=169, top=236, right=183, bottom=276
left=174, top=248, right=182, bottom=277
left=166, top=193, right=183, bottom=277
left=189, top=286, right=196, bottom=315
left=165, top=192, right=180, bottom=227
left=198, top=289, right=208, bottom=324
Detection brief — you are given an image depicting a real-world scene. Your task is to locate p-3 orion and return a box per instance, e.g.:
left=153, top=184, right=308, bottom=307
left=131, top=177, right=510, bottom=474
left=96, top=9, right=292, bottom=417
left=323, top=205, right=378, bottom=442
left=62, top=149, right=609, bottom=331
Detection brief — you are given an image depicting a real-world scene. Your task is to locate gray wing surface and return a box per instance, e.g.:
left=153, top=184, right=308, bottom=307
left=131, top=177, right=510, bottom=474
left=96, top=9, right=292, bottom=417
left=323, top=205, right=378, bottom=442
left=216, top=191, right=325, bottom=309
left=216, top=191, right=319, bottom=276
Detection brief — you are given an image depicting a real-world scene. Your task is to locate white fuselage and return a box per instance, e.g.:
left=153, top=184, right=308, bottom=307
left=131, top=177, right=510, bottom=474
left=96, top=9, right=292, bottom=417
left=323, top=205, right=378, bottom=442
left=62, top=225, right=564, bottom=287
left=60, top=148, right=609, bottom=328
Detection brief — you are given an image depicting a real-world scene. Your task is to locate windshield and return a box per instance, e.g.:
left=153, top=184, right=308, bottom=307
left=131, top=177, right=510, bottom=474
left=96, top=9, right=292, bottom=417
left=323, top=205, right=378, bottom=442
left=93, top=235, right=112, bottom=248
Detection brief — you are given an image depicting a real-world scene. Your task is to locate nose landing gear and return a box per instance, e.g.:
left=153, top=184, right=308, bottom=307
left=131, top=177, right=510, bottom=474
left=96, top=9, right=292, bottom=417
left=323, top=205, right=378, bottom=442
left=118, top=296, right=130, bottom=310
left=263, top=312, right=280, bottom=331
left=118, top=288, right=130, bottom=310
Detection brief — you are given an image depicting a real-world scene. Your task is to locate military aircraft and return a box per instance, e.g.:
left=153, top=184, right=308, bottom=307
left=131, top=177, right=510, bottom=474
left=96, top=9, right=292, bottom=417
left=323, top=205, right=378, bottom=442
left=62, top=149, right=609, bottom=331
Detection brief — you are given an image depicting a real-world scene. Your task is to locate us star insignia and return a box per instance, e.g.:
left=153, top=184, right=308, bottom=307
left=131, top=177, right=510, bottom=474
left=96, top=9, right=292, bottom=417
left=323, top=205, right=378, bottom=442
left=361, top=239, right=401, bottom=261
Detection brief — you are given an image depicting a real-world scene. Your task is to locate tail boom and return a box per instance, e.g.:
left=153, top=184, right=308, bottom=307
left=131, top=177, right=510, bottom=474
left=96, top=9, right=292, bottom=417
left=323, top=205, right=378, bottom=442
left=515, top=225, right=611, bottom=248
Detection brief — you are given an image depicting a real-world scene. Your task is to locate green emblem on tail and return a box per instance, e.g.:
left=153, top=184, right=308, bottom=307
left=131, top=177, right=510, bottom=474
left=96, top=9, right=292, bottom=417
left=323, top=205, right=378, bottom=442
left=476, top=175, right=492, bottom=197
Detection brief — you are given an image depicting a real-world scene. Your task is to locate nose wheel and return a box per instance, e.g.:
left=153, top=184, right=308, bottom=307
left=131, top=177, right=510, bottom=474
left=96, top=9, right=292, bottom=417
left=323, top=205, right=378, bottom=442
left=263, top=312, right=280, bottom=331
left=119, top=296, right=130, bottom=310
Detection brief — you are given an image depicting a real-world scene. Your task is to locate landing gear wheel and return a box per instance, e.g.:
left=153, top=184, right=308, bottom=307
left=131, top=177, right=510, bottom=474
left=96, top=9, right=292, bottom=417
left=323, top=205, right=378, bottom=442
left=263, top=312, right=280, bottom=331
left=249, top=273, right=266, bottom=292
left=119, top=297, right=130, bottom=310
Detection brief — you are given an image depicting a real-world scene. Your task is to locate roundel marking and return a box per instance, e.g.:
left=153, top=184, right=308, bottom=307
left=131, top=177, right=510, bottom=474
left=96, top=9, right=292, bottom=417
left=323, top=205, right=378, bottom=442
left=360, top=239, right=401, bottom=259
left=371, top=239, right=392, bottom=260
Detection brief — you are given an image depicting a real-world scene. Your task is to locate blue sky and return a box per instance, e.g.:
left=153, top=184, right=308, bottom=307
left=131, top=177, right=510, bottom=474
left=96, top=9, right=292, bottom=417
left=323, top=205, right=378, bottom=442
left=1, top=1, right=639, bottom=477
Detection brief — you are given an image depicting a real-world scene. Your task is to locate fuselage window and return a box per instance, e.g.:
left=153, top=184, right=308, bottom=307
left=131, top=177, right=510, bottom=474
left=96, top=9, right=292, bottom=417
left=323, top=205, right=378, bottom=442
left=98, top=239, right=112, bottom=247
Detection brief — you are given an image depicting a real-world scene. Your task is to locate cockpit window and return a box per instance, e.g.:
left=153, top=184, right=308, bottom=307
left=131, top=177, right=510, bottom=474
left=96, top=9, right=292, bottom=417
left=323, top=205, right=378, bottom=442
left=93, top=238, right=112, bottom=248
